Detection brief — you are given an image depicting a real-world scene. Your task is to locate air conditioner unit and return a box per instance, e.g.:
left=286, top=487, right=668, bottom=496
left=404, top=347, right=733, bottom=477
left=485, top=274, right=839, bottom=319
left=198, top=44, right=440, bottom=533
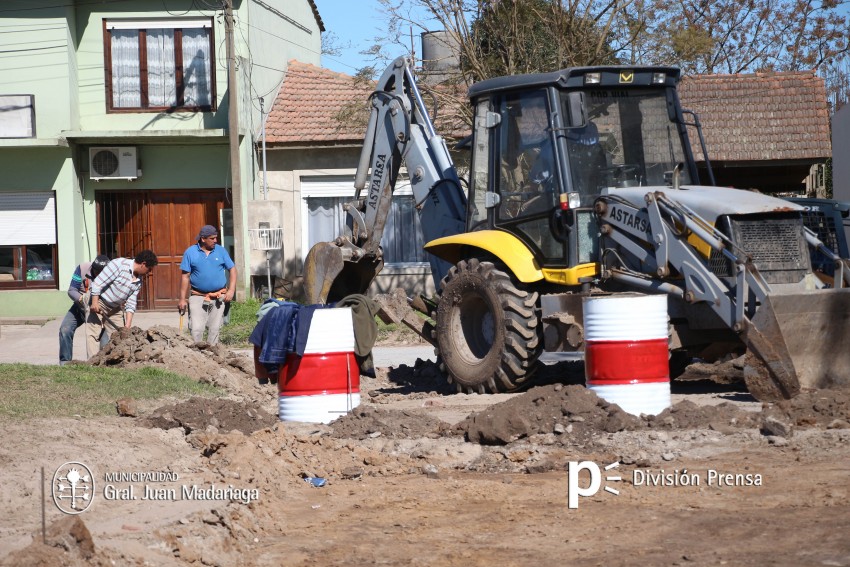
left=89, top=146, right=139, bottom=180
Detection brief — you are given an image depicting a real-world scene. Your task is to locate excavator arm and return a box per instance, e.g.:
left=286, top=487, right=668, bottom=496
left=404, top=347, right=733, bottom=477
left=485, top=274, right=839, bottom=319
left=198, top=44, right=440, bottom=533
left=303, top=57, right=467, bottom=305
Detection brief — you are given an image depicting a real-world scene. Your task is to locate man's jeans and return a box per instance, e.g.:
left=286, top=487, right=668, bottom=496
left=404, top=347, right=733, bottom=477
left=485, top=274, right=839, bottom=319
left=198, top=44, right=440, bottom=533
left=58, top=304, right=84, bottom=363
left=60, top=303, right=107, bottom=363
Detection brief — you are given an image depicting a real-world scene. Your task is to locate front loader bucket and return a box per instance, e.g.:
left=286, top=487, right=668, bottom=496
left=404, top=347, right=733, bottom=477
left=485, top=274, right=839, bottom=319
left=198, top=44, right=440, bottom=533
left=303, top=241, right=383, bottom=305
left=743, top=288, right=850, bottom=401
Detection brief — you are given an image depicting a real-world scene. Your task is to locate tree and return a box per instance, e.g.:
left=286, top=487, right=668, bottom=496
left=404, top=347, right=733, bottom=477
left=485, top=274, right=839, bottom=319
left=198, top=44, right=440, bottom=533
left=364, top=0, right=630, bottom=127
left=371, top=0, right=629, bottom=82
left=636, top=0, right=850, bottom=76
left=463, top=0, right=619, bottom=80
left=349, top=0, right=849, bottom=125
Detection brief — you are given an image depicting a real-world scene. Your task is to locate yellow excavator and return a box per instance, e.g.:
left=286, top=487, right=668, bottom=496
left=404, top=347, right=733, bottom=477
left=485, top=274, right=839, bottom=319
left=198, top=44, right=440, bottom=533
left=304, top=57, right=850, bottom=402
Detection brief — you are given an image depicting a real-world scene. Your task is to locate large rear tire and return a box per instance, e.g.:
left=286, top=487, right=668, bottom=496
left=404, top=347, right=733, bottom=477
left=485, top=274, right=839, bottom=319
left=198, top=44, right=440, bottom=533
left=435, top=259, right=541, bottom=393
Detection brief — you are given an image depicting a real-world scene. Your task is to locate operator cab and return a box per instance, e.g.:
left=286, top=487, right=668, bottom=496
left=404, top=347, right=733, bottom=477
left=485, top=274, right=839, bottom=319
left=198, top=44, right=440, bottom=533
left=465, top=67, right=699, bottom=271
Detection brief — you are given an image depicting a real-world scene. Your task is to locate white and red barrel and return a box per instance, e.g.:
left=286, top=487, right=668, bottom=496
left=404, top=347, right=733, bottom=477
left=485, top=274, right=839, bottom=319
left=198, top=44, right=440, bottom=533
left=278, top=307, right=360, bottom=424
left=583, top=293, right=671, bottom=416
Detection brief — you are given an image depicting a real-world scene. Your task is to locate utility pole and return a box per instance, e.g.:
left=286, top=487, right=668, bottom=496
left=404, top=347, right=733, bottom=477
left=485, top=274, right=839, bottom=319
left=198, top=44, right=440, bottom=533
left=224, top=0, right=245, bottom=298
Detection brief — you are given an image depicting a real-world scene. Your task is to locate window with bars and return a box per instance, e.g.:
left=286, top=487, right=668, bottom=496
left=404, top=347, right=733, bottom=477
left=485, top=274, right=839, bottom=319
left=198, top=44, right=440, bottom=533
left=305, top=195, right=428, bottom=265
left=105, top=18, right=215, bottom=112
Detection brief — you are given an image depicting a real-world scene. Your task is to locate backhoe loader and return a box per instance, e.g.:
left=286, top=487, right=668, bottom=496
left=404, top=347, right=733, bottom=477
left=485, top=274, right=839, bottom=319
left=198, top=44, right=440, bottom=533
left=304, top=57, right=850, bottom=402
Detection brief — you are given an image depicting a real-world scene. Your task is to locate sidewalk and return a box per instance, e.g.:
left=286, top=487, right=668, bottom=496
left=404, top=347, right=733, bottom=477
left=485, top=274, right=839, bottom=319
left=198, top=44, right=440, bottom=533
left=0, top=311, right=435, bottom=367
left=0, top=311, right=183, bottom=365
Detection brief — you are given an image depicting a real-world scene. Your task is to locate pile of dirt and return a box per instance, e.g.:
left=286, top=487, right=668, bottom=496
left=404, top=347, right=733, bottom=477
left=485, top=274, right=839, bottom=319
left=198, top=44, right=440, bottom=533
left=142, top=397, right=278, bottom=435
left=764, top=389, right=850, bottom=428
left=455, top=384, right=642, bottom=445
left=1, top=516, right=103, bottom=567
left=456, top=384, right=850, bottom=446
left=87, top=325, right=270, bottom=403
left=329, top=405, right=452, bottom=440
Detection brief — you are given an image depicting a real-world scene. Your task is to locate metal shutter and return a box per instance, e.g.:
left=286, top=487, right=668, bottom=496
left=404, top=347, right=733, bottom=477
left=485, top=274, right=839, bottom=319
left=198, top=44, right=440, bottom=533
left=0, top=192, right=56, bottom=245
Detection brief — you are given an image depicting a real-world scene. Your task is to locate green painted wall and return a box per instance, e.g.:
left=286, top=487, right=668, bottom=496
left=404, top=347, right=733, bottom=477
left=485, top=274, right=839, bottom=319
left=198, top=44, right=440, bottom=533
left=239, top=0, right=322, bottom=136
left=0, top=148, right=79, bottom=317
left=0, top=290, right=68, bottom=317
left=0, top=0, right=323, bottom=317
left=0, top=3, right=76, bottom=136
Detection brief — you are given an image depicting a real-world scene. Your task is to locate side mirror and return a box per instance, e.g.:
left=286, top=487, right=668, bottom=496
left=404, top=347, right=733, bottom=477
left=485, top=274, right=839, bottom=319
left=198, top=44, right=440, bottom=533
left=566, top=92, right=588, bottom=128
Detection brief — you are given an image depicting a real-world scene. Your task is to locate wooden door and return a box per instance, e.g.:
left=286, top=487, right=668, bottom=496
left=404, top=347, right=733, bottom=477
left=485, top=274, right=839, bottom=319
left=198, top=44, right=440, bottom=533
left=96, top=189, right=226, bottom=310
left=148, top=191, right=224, bottom=309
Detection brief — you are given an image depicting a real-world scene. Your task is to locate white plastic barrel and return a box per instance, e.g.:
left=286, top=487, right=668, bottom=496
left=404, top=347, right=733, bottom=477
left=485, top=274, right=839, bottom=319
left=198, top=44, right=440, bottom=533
left=583, top=294, right=671, bottom=416
left=278, top=307, right=361, bottom=424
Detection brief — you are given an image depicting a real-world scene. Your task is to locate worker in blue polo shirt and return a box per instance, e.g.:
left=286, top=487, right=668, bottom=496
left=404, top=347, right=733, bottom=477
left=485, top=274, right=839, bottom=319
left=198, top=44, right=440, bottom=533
left=178, top=225, right=237, bottom=345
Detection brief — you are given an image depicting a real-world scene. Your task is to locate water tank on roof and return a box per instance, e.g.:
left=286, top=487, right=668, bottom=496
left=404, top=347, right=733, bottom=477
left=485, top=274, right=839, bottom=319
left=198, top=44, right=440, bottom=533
left=420, top=30, right=460, bottom=84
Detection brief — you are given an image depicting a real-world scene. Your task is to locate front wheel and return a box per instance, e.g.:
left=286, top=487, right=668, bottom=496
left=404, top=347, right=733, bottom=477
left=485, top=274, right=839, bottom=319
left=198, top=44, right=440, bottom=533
left=435, top=259, right=541, bottom=393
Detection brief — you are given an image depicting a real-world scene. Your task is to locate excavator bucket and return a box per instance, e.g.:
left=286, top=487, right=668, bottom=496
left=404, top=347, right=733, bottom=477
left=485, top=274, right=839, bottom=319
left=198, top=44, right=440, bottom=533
left=303, top=241, right=384, bottom=305
left=743, top=287, right=850, bottom=401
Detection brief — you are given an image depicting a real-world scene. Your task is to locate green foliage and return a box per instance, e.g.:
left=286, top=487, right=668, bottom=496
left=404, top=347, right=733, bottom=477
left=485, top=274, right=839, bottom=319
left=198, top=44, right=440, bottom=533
left=669, top=27, right=715, bottom=65
left=465, top=0, right=617, bottom=80
left=0, top=364, right=219, bottom=419
left=219, top=298, right=262, bottom=347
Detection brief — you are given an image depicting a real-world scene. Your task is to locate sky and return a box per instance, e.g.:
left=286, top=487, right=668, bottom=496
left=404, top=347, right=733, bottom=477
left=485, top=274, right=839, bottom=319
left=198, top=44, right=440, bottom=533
left=312, top=0, right=434, bottom=75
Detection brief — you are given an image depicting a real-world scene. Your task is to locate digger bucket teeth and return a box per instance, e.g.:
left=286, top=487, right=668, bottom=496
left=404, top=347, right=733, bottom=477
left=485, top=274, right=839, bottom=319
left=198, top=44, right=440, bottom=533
left=303, top=242, right=345, bottom=305
left=303, top=241, right=384, bottom=305
left=743, top=288, right=850, bottom=401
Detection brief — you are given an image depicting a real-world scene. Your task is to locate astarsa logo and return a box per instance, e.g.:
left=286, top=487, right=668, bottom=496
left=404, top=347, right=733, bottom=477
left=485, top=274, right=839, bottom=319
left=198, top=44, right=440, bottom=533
left=52, top=462, right=95, bottom=514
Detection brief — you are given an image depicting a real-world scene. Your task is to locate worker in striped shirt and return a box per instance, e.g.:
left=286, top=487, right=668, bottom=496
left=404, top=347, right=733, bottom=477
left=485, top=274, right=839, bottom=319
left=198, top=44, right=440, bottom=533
left=85, top=249, right=158, bottom=357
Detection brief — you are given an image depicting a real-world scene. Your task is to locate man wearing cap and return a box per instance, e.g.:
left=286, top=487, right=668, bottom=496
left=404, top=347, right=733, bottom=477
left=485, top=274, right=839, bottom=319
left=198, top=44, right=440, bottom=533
left=59, top=254, right=109, bottom=364
left=178, top=225, right=237, bottom=345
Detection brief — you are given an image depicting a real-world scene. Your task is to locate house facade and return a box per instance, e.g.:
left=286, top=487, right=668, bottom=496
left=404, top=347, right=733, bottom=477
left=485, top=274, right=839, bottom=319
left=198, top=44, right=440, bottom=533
left=0, top=0, right=323, bottom=317
left=266, top=63, right=833, bottom=301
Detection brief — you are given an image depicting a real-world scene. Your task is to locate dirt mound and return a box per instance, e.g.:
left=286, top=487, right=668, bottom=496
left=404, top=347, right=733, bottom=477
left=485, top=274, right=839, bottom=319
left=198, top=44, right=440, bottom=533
left=2, top=516, right=104, bottom=567
left=456, top=384, right=643, bottom=445
left=86, top=325, right=269, bottom=403
left=329, top=405, right=452, bottom=440
left=765, top=389, right=850, bottom=428
left=648, top=399, right=761, bottom=431
left=143, top=397, right=277, bottom=435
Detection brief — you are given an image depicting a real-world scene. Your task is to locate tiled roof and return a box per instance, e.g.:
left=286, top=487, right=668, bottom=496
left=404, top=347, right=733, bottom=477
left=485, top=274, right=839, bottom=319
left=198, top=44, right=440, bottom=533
left=266, top=60, right=373, bottom=144
left=269, top=63, right=831, bottom=162
left=678, top=71, right=831, bottom=162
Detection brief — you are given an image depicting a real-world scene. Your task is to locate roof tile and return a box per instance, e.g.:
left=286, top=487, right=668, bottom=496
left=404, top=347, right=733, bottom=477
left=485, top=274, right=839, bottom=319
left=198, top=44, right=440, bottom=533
left=269, top=63, right=831, bottom=162
left=266, top=60, right=373, bottom=144
left=679, top=71, right=831, bottom=161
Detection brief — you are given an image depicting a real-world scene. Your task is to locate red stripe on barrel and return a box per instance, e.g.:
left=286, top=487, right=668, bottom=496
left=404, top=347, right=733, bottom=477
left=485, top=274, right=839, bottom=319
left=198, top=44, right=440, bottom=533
left=584, top=339, right=669, bottom=385
left=278, top=352, right=359, bottom=397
